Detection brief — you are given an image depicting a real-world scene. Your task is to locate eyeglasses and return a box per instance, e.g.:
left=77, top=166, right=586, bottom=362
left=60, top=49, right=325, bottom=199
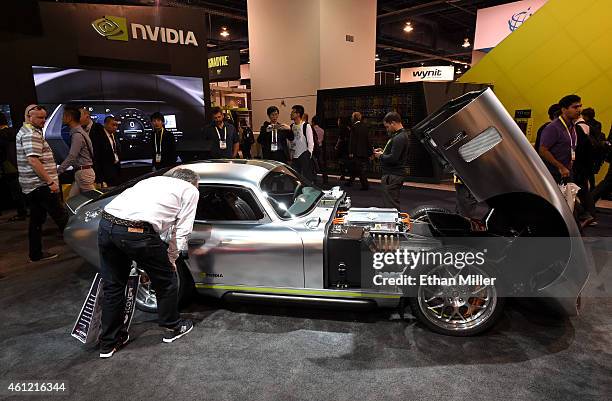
left=25, top=105, right=46, bottom=116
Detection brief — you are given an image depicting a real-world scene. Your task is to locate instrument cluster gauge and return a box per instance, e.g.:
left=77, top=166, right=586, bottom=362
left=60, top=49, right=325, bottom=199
left=117, top=108, right=153, bottom=140
left=116, top=108, right=154, bottom=160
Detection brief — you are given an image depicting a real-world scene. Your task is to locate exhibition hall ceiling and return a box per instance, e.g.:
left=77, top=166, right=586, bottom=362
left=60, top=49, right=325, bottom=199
left=41, top=0, right=518, bottom=74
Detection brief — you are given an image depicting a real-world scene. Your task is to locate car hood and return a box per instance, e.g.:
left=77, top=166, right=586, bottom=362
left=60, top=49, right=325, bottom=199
left=412, top=88, right=579, bottom=237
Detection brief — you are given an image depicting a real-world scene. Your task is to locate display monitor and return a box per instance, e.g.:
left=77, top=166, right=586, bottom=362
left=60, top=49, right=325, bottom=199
left=32, top=66, right=206, bottom=164
left=0, top=104, right=12, bottom=127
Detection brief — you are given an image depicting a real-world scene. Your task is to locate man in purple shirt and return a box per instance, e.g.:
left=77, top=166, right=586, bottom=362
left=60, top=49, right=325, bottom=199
left=539, top=94, right=582, bottom=183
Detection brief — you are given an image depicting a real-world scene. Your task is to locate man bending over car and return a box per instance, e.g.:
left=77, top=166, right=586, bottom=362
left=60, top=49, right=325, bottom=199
left=97, top=168, right=200, bottom=358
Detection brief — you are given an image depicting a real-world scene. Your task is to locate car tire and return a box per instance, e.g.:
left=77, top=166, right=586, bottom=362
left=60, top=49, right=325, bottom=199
left=409, top=205, right=452, bottom=223
left=135, top=259, right=195, bottom=313
left=407, top=255, right=505, bottom=336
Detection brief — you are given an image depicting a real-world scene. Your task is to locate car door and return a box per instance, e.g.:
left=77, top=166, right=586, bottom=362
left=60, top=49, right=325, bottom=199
left=187, top=184, right=304, bottom=288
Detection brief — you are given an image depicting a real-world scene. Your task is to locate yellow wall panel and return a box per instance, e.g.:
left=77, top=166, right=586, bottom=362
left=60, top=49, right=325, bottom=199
left=460, top=0, right=612, bottom=184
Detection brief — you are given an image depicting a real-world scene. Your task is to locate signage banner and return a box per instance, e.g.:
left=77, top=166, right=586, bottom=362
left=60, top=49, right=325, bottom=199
left=400, top=66, right=455, bottom=82
left=474, top=0, right=548, bottom=50
left=71, top=272, right=140, bottom=345
left=39, top=3, right=208, bottom=76
left=208, top=50, right=241, bottom=82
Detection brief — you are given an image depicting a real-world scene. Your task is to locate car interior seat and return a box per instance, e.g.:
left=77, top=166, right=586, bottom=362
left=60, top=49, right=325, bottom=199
left=224, top=192, right=257, bottom=220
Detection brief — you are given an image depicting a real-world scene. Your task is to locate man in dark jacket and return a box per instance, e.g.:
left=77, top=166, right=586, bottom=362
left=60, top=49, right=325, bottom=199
left=203, top=107, right=239, bottom=159
left=238, top=120, right=255, bottom=159
left=573, top=118, right=597, bottom=226
left=374, top=112, right=409, bottom=210
left=347, top=112, right=372, bottom=190
left=257, top=106, right=294, bottom=163
left=91, top=116, right=121, bottom=186
left=151, top=112, right=177, bottom=170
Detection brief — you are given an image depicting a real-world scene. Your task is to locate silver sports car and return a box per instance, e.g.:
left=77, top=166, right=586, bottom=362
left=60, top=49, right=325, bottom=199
left=64, top=89, right=589, bottom=336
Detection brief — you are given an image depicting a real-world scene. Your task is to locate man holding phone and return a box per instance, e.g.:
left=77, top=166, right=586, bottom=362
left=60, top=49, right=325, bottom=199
left=16, top=104, right=68, bottom=262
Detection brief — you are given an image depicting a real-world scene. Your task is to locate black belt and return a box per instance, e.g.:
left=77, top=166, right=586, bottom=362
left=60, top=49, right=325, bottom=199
left=101, top=210, right=152, bottom=230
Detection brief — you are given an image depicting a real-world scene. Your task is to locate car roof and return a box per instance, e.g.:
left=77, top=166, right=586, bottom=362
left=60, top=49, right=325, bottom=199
left=181, top=159, right=285, bottom=186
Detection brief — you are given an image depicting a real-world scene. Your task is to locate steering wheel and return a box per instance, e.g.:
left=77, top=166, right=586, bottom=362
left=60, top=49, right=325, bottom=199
left=293, top=183, right=304, bottom=201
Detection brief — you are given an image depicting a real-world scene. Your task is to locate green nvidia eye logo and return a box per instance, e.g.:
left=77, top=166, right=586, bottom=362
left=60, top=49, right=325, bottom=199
left=91, top=16, right=128, bottom=41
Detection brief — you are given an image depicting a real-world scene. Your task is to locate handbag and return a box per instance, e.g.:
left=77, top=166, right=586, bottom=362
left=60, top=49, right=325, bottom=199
left=558, top=182, right=580, bottom=212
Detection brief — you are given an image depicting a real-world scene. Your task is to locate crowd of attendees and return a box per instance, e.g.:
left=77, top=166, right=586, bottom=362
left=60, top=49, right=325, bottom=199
left=534, top=95, right=612, bottom=228
left=1, top=96, right=610, bottom=263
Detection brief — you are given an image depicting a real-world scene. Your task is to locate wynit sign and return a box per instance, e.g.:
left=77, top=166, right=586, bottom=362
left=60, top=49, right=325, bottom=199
left=400, top=66, right=455, bottom=82
left=91, top=15, right=199, bottom=46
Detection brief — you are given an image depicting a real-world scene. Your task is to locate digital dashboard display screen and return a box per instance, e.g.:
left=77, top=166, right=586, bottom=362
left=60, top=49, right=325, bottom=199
left=32, top=66, right=206, bottom=163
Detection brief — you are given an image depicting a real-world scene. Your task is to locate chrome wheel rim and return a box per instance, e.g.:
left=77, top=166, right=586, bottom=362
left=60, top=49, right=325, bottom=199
left=417, top=264, right=497, bottom=332
left=136, top=269, right=158, bottom=310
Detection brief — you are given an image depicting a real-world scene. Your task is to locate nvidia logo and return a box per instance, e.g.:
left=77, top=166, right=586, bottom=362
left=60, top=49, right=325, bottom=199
left=91, top=16, right=128, bottom=41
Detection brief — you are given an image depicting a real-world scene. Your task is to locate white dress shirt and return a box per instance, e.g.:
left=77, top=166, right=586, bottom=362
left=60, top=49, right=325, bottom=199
left=104, top=176, right=200, bottom=264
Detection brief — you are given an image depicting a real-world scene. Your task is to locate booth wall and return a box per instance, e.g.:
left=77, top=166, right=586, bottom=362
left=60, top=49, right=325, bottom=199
left=0, top=2, right=209, bottom=127
left=459, top=0, right=612, bottom=181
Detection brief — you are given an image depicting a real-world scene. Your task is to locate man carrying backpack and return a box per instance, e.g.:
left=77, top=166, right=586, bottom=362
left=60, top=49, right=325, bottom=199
left=290, top=105, right=315, bottom=181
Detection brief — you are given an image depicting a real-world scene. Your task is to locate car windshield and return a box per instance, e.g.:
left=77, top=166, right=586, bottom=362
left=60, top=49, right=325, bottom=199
left=260, top=167, right=323, bottom=219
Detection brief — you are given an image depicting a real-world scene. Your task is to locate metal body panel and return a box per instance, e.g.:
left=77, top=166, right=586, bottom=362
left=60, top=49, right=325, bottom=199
left=413, top=89, right=589, bottom=314
left=188, top=222, right=304, bottom=288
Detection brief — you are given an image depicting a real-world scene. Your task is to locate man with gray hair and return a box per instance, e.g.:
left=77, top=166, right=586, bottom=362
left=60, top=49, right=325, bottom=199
left=97, top=168, right=200, bottom=358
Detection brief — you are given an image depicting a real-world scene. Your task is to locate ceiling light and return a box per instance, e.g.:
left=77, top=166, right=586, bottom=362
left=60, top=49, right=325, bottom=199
left=462, top=38, right=471, bottom=48
left=464, top=64, right=469, bottom=69
left=403, top=21, right=413, bottom=33
left=220, top=27, right=230, bottom=38
left=375, top=53, right=380, bottom=61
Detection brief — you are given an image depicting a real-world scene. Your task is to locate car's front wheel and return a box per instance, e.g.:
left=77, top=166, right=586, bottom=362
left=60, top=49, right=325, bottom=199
left=135, top=259, right=195, bottom=313
left=408, top=261, right=505, bottom=336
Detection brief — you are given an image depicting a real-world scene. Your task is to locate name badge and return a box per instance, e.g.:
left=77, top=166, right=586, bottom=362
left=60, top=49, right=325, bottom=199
left=571, top=149, right=576, bottom=161
left=219, top=140, right=227, bottom=150
left=155, top=154, right=162, bottom=163
left=271, top=143, right=278, bottom=152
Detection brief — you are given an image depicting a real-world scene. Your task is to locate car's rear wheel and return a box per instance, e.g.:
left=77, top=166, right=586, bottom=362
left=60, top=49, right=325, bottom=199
left=408, top=261, right=505, bottom=336
left=135, top=259, right=195, bottom=313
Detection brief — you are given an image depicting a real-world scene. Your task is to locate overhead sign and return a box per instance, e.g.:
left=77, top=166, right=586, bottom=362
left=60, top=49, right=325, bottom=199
left=208, top=50, right=241, bottom=82
left=400, top=66, right=455, bottom=82
left=474, top=0, right=547, bottom=50
left=38, top=3, right=207, bottom=77
left=91, top=15, right=199, bottom=46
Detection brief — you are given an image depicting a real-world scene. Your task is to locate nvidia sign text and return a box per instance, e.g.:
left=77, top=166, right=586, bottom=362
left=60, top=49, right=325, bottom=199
left=92, top=15, right=199, bottom=47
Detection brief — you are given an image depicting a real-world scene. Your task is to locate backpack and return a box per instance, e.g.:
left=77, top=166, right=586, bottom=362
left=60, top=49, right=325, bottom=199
left=576, top=120, right=606, bottom=173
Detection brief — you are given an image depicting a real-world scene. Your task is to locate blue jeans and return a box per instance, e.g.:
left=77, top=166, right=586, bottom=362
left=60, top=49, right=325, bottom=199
left=97, top=218, right=180, bottom=348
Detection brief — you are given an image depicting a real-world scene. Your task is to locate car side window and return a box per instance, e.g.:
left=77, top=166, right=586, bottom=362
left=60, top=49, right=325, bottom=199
left=195, top=185, right=265, bottom=221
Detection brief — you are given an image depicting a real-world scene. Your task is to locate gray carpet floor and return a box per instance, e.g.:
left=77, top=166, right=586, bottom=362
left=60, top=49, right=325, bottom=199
left=0, top=179, right=611, bottom=401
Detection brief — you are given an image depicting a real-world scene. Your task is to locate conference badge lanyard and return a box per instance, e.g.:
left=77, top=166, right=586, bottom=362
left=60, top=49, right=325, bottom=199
left=559, top=117, right=576, bottom=162
left=383, top=130, right=400, bottom=153
left=154, top=127, right=164, bottom=164
left=216, top=126, right=227, bottom=150
left=271, top=128, right=278, bottom=152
